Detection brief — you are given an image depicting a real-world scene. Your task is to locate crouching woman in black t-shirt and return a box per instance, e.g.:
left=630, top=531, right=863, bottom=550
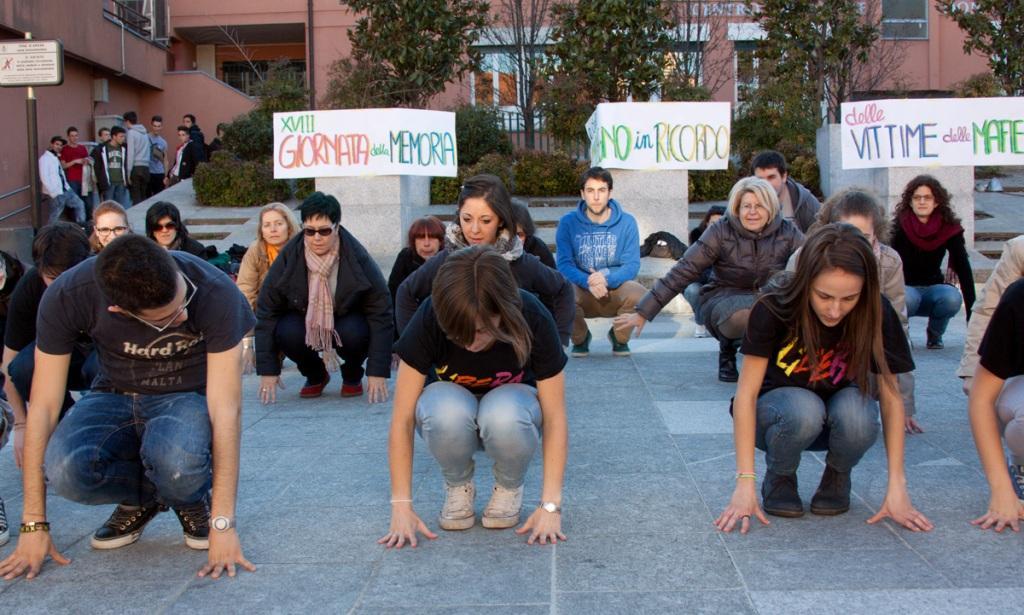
left=967, top=277, right=1024, bottom=532
left=715, top=224, right=932, bottom=534
left=381, top=246, right=568, bottom=547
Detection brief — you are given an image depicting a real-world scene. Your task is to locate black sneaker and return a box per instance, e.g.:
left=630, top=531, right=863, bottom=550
left=926, top=331, right=944, bottom=350
left=91, top=502, right=163, bottom=549
left=174, top=500, right=210, bottom=550
left=810, top=465, right=852, bottom=515
left=0, top=496, right=9, bottom=547
left=761, top=469, right=804, bottom=517
left=570, top=330, right=592, bottom=357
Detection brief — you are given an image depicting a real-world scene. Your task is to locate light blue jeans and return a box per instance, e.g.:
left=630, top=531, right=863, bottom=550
left=683, top=282, right=704, bottom=326
left=997, top=376, right=1024, bottom=465
left=905, top=284, right=962, bottom=337
left=755, top=386, right=881, bottom=475
left=416, top=381, right=541, bottom=489
left=45, top=391, right=212, bottom=508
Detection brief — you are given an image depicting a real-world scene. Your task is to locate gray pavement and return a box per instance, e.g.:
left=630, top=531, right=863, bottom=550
left=1, top=310, right=1022, bottom=614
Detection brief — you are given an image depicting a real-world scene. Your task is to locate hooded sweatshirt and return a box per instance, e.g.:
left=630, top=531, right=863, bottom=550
left=555, top=198, right=640, bottom=290
left=126, top=124, right=151, bottom=168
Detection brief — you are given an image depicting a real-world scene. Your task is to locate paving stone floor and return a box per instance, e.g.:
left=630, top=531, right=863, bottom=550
left=0, top=313, right=1021, bottom=614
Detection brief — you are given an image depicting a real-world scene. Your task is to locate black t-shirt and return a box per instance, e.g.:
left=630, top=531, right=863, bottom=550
left=37, top=252, right=255, bottom=394
left=4, top=268, right=48, bottom=351
left=979, top=277, right=1024, bottom=380
left=395, top=290, right=567, bottom=393
left=742, top=295, right=914, bottom=398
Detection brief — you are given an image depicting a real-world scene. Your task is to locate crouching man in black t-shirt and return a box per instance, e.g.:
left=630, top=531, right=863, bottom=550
left=0, top=235, right=256, bottom=580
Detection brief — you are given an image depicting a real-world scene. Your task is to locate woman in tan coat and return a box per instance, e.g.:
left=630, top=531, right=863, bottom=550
left=237, top=202, right=300, bottom=310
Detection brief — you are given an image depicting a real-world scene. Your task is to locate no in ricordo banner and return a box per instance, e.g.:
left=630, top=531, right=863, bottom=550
left=585, top=102, right=731, bottom=170
left=273, top=109, right=457, bottom=179
left=841, top=97, right=1024, bottom=169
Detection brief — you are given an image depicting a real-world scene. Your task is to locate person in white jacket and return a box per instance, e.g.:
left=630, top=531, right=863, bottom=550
left=38, top=136, right=86, bottom=225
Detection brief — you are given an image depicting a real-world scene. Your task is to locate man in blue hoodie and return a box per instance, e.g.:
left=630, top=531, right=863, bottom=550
left=556, top=167, right=645, bottom=357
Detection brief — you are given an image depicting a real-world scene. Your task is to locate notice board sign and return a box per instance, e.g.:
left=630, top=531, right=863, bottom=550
left=0, top=40, right=64, bottom=87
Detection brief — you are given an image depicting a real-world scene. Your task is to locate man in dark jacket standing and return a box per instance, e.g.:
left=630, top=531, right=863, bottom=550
left=752, top=151, right=820, bottom=233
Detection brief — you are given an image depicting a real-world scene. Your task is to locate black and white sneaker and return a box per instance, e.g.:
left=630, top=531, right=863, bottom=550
left=174, top=500, right=210, bottom=550
left=0, top=496, right=9, bottom=547
left=91, top=502, right=163, bottom=549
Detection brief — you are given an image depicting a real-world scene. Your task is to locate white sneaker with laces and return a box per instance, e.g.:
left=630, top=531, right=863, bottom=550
left=439, top=482, right=475, bottom=530
left=482, top=484, right=524, bottom=529
left=694, top=324, right=709, bottom=338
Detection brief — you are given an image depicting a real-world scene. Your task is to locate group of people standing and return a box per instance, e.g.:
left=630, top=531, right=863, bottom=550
left=0, top=151, right=1020, bottom=583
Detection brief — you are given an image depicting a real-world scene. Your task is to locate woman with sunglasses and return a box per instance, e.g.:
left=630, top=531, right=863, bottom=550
left=381, top=246, right=567, bottom=547
left=254, top=192, right=393, bottom=403
left=395, top=175, right=573, bottom=345
left=89, top=200, right=132, bottom=253
left=145, top=201, right=206, bottom=258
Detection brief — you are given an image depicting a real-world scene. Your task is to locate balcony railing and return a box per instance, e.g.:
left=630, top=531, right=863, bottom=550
left=103, top=0, right=169, bottom=44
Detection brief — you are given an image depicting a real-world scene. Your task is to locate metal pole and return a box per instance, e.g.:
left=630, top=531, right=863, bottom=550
left=24, top=32, right=41, bottom=230
left=307, top=0, right=315, bottom=109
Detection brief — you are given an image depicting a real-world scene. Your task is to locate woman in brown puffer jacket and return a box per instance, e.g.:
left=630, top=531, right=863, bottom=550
left=616, top=177, right=804, bottom=382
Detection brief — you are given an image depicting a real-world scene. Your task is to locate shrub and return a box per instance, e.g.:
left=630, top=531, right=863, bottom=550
left=465, top=153, right=515, bottom=189
left=455, top=104, right=513, bottom=167
left=294, top=178, right=316, bottom=201
left=952, top=72, right=1005, bottom=98
left=512, top=150, right=583, bottom=197
left=431, top=176, right=461, bottom=204
left=193, top=152, right=290, bottom=207
left=689, top=166, right=740, bottom=202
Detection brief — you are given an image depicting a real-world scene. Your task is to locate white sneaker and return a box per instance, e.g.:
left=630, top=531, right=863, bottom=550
left=439, top=482, right=475, bottom=530
left=482, top=484, right=524, bottom=529
left=694, top=324, right=709, bottom=338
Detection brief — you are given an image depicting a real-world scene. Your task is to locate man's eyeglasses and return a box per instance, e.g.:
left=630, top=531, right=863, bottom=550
left=154, top=222, right=177, bottom=232
left=303, top=225, right=336, bottom=237
left=123, top=273, right=197, bottom=333
left=95, top=226, right=128, bottom=236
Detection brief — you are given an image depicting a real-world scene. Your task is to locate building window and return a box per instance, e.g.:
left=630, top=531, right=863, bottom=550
left=221, top=60, right=305, bottom=96
left=882, top=0, right=928, bottom=40
left=472, top=53, right=519, bottom=108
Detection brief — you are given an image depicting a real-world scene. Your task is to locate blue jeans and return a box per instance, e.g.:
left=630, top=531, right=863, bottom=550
left=755, top=386, right=881, bottom=475
left=683, top=282, right=704, bottom=325
left=46, top=190, right=86, bottom=225
left=274, top=311, right=370, bottom=385
left=416, top=381, right=541, bottom=489
left=905, top=284, right=962, bottom=337
left=45, top=391, right=212, bottom=508
left=9, top=343, right=98, bottom=416
left=104, top=184, right=132, bottom=209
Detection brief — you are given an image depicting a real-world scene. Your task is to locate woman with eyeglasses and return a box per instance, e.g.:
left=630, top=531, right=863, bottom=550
left=615, top=177, right=804, bottom=382
left=145, top=201, right=206, bottom=258
left=890, top=174, right=975, bottom=350
left=89, top=200, right=132, bottom=253
left=254, top=192, right=393, bottom=403
left=381, top=246, right=567, bottom=547
left=395, top=175, right=574, bottom=345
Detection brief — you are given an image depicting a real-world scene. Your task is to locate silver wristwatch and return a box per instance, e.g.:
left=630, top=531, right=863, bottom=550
left=540, top=501, right=561, bottom=514
left=211, top=516, right=236, bottom=532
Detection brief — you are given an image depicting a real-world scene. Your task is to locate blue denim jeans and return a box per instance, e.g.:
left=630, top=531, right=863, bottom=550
left=274, top=311, right=370, bottom=385
left=45, top=391, right=212, bottom=508
left=104, top=184, right=132, bottom=210
left=9, top=343, right=98, bottom=412
left=415, top=381, right=541, bottom=489
left=755, top=386, right=881, bottom=475
left=683, top=282, right=704, bottom=326
left=46, top=190, right=87, bottom=225
left=905, top=284, right=962, bottom=337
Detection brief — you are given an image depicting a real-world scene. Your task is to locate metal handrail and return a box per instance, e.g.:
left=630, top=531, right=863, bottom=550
left=0, top=205, right=31, bottom=224
left=0, top=185, right=31, bottom=225
left=0, top=185, right=29, bottom=202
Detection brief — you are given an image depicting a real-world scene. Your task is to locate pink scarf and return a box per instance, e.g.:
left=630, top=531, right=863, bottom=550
left=898, top=209, right=962, bottom=252
left=304, top=236, right=342, bottom=370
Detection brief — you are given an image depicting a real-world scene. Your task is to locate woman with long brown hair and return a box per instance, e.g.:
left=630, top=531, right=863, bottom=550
left=381, top=246, right=568, bottom=547
left=715, top=224, right=931, bottom=534
left=237, top=202, right=300, bottom=310
left=890, top=174, right=974, bottom=349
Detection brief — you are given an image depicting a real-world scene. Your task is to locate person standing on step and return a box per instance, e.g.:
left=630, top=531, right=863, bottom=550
left=0, top=235, right=256, bottom=580
left=381, top=246, right=567, bottom=546
left=255, top=192, right=393, bottom=403
left=555, top=167, right=645, bottom=357
left=616, top=177, right=803, bottom=382
left=714, top=224, right=931, bottom=534
left=890, top=174, right=974, bottom=350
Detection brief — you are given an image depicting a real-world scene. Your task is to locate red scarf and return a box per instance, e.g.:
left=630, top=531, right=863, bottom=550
left=898, top=209, right=962, bottom=252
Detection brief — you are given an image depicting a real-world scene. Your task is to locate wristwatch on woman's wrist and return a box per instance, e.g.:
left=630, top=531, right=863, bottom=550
left=540, top=501, right=561, bottom=514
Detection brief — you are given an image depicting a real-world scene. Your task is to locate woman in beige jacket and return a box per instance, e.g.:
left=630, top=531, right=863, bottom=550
left=237, top=202, right=300, bottom=310
left=787, top=188, right=920, bottom=433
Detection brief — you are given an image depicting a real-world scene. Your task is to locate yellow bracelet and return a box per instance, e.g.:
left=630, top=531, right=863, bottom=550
left=20, top=521, right=50, bottom=533
left=735, top=472, right=757, bottom=481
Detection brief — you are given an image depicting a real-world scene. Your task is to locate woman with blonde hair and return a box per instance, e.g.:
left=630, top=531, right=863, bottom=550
left=617, top=176, right=803, bottom=381
left=88, top=200, right=131, bottom=253
left=382, top=246, right=568, bottom=546
left=237, top=202, right=300, bottom=310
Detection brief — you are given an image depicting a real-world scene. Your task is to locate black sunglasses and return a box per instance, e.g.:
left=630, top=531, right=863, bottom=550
left=303, top=226, right=335, bottom=237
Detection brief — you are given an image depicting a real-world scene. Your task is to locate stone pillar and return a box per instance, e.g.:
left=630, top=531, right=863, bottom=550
left=609, top=169, right=689, bottom=244
left=315, top=175, right=431, bottom=262
left=817, top=124, right=975, bottom=248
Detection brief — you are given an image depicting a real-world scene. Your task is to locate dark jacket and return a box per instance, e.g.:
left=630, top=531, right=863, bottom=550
left=636, top=214, right=804, bottom=321
left=255, top=228, right=393, bottom=377
left=188, top=126, right=208, bottom=163
left=90, top=143, right=123, bottom=193
left=786, top=177, right=821, bottom=233
left=387, top=247, right=425, bottom=303
left=175, top=140, right=204, bottom=180
left=890, top=225, right=976, bottom=316
left=396, top=248, right=574, bottom=345
left=175, top=236, right=208, bottom=259
left=524, top=235, right=556, bottom=269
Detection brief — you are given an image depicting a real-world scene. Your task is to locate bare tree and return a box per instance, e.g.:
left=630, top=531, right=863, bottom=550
left=665, top=0, right=732, bottom=99
left=848, top=1, right=909, bottom=97
left=216, top=25, right=264, bottom=89
left=486, top=0, right=552, bottom=149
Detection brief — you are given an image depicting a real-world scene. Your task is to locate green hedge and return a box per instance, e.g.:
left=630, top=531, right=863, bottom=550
left=193, top=152, right=290, bottom=207
left=430, top=150, right=586, bottom=203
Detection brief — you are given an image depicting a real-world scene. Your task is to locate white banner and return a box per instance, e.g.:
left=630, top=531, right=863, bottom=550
left=585, top=102, right=731, bottom=170
left=841, top=97, right=1024, bottom=169
left=273, top=109, right=457, bottom=179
